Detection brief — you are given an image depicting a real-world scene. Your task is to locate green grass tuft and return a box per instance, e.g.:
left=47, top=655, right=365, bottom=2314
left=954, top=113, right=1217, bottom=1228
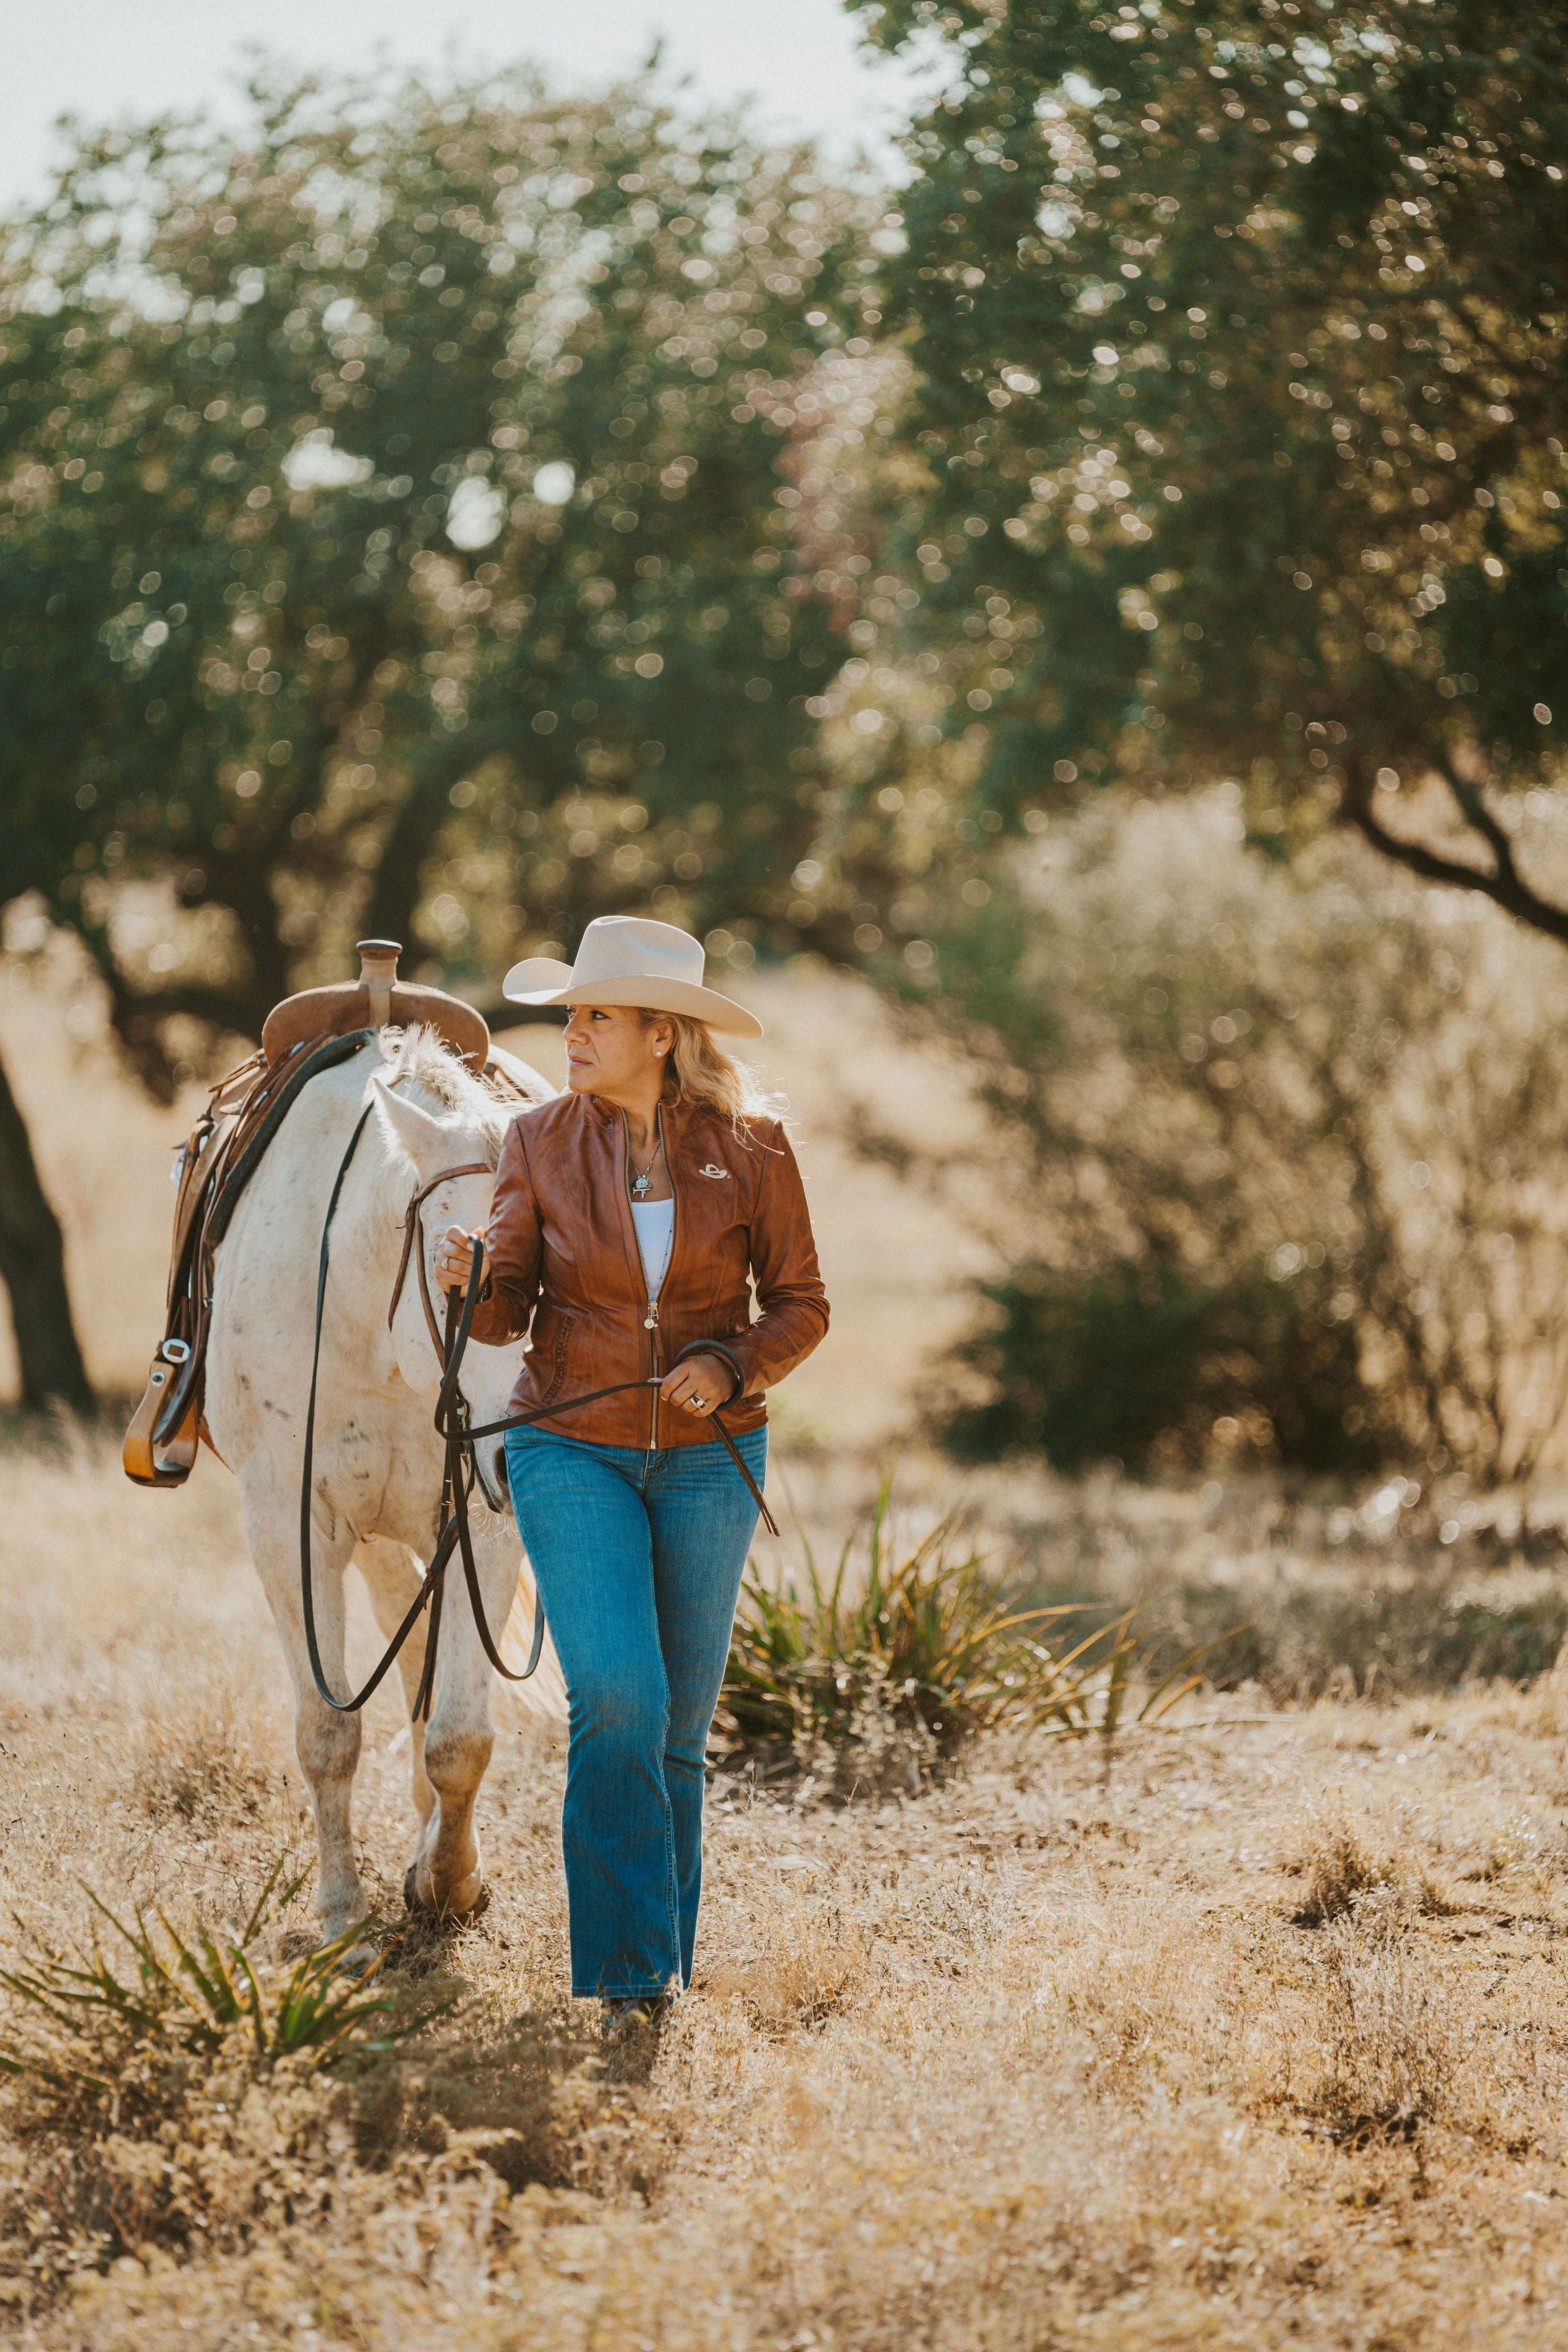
left=0, top=1857, right=403, bottom=2110
left=722, top=1467, right=1245, bottom=1783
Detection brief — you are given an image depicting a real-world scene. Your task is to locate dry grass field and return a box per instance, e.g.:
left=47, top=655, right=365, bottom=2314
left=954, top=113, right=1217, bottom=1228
left=5, top=1435, right=1568, bottom=2349
left=6, top=954, right=1568, bottom=2347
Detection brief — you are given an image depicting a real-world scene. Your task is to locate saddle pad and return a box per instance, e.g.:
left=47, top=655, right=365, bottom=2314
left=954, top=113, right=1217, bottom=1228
left=205, top=1028, right=375, bottom=1255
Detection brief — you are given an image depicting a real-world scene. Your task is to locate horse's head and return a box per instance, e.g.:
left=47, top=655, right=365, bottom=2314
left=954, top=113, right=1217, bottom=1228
left=372, top=1068, right=520, bottom=1514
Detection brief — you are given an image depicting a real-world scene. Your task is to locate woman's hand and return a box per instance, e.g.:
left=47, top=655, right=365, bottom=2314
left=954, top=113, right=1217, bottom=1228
left=660, top=1351, right=735, bottom=1418
left=434, top=1225, right=480, bottom=1295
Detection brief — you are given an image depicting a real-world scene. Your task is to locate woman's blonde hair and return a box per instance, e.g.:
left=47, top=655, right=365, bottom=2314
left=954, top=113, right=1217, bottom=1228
left=642, top=1010, right=781, bottom=1136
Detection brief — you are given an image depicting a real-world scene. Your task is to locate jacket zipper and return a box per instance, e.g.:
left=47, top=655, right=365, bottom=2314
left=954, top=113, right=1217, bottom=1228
left=619, top=1105, right=678, bottom=1456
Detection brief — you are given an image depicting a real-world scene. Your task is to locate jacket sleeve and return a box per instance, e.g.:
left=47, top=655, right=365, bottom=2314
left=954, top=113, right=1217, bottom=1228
left=721, top=1122, right=830, bottom=1398
left=467, top=1117, right=542, bottom=1346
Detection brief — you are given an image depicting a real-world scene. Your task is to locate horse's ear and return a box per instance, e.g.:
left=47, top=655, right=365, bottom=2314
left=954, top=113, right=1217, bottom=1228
left=371, top=1077, right=450, bottom=1171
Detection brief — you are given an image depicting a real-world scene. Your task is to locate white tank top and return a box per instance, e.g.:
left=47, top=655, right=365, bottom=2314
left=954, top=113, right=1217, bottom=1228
left=630, top=1198, right=675, bottom=1302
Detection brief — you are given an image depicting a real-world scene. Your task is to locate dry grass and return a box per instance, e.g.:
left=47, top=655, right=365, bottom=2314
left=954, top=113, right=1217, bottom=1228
left=1283, top=1803, right=1461, bottom=1927
left=2, top=1436, right=1568, bottom=2345
left=131, top=1700, right=277, bottom=1830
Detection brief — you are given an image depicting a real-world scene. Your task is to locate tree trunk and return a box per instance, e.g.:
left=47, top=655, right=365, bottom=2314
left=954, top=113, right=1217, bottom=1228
left=0, top=1042, right=94, bottom=1415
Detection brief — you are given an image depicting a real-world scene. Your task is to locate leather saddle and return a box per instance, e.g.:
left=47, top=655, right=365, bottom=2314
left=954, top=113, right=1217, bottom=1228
left=124, top=942, right=537, bottom=1488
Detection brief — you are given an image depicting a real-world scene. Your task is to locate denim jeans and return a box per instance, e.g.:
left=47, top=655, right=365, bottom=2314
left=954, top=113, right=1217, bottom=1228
left=503, top=1423, right=767, bottom=1999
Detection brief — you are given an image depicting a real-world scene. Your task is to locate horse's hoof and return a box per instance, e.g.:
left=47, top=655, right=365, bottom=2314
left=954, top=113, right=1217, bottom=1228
left=403, top=1866, right=490, bottom=1924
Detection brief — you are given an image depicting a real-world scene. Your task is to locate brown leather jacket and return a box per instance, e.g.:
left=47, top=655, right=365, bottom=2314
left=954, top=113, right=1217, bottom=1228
left=468, top=1090, right=830, bottom=1449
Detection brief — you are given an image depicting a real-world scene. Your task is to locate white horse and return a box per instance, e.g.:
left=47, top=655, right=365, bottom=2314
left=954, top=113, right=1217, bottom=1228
left=205, top=1027, right=565, bottom=1942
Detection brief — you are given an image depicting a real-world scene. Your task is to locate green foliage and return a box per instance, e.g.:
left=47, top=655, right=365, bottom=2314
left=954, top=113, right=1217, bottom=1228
left=0, top=1861, right=398, bottom=2112
left=722, top=1468, right=1235, bottom=1771
left=852, top=0, right=1568, bottom=942
left=941, top=1249, right=1379, bottom=1475
left=0, top=67, right=859, bottom=1079
left=875, top=790, right=1568, bottom=1483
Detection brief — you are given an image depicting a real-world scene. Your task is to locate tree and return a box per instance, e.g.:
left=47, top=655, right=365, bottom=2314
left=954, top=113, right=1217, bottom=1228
left=0, top=67, right=859, bottom=1088
left=875, top=792, right=1568, bottom=1483
left=852, top=0, right=1568, bottom=938
left=0, top=1046, right=93, bottom=1416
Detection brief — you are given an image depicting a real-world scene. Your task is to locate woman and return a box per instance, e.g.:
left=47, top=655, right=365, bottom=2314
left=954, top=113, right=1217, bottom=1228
left=435, top=914, right=828, bottom=2028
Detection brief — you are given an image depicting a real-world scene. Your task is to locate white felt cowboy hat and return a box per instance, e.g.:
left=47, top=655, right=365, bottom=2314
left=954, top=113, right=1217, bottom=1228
left=501, top=915, right=763, bottom=1039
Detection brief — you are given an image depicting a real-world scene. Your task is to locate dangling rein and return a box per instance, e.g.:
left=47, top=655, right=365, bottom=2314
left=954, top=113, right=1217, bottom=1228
left=300, top=1106, right=778, bottom=1718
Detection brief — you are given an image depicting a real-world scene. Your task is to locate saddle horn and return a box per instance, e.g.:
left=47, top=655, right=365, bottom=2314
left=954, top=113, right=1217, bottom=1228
left=357, top=940, right=401, bottom=1030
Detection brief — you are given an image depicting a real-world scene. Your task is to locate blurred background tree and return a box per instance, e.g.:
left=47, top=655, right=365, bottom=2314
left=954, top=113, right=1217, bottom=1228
left=7, top=11, right=1568, bottom=1472
left=0, top=1039, right=92, bottom=1416
left=851, top=0, right=1568, bottom=936
left=866, top=791, right=1568, bottom=1485
left=0, top=63, right=887, bottom=1404
left=0, top=66, right=864, bottom=1097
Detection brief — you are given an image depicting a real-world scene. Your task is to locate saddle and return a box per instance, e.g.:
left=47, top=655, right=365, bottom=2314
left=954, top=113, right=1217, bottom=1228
left=123, top=941, right=537, bottom=1489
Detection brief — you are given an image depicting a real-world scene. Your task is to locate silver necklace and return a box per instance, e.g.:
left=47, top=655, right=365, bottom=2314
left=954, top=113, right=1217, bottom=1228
left=627, top=1114, right=664, bottom=1200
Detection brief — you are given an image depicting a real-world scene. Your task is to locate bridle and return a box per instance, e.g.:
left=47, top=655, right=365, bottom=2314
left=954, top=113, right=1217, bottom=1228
left=299, top=1104, right=777, bottom=1723
left=387, top=1159, right=491, bottom=1361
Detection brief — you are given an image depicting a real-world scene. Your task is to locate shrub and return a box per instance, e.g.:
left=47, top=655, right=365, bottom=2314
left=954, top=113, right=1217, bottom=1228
left=940, top=1249, right=1380, bottom=1474
left=872, top=792, right=1568, bottom=1483
left=722, top=1477, right=1059, bottom=1778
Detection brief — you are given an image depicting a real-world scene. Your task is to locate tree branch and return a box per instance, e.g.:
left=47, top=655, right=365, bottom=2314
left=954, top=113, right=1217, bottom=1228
left=1340, top=755, right=1568, bottom=948
left=109, top=978, right=267, bottom=1039
left=71, top=919, right=266, bottom=1100
left=1432, top=746, right=1525, bottom=892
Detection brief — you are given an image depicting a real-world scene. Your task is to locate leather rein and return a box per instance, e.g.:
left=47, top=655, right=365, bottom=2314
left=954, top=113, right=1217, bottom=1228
left=300, top=1104, right=778, bottom=1720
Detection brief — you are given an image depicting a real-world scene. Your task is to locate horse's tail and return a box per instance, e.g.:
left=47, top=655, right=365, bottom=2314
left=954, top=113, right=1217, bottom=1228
left=498, top=1563, right=568, bottom=1721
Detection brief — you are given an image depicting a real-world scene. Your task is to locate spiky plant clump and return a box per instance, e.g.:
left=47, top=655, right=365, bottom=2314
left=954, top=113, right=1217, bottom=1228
left=0, top=1859, right=399, bottom=2122
left=722, top=1469, right=1244, bottom=1782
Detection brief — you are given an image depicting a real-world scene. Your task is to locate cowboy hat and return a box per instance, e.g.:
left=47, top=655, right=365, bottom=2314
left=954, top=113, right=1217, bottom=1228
left=501, top=915, right=763, bottom=1039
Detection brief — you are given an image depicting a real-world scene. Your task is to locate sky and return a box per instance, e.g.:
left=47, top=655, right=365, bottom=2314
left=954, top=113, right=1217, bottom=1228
left=3, top=0, right=939, bottom=208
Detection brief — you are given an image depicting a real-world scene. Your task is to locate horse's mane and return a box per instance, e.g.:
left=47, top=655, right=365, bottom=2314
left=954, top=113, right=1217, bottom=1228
left=375, top=1027, right=518, bottom=1170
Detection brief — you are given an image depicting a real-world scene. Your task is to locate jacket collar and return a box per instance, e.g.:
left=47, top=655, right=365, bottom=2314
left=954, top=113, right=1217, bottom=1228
left=583, top=1089, right=699, bottom=1139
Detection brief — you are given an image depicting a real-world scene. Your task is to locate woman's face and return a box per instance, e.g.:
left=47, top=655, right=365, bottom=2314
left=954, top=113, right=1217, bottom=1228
left=562, top=1004, right=673, bottom=1099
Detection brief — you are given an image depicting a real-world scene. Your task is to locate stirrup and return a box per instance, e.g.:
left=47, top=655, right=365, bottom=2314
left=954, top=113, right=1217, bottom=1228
left=122, top=1340, right=199, bottom=1488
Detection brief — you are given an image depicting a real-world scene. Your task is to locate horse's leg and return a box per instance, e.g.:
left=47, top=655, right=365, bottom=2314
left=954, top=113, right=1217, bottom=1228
left=238, top=1457, right=369, bottom=1943
left=354, top=1536, right=436, bottom=1845
left=409, top=1529, right=520, bottom=1918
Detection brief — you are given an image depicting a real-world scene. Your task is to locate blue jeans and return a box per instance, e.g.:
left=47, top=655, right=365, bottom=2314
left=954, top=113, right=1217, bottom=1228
left=504, top=1423, right=767, bottom=1999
